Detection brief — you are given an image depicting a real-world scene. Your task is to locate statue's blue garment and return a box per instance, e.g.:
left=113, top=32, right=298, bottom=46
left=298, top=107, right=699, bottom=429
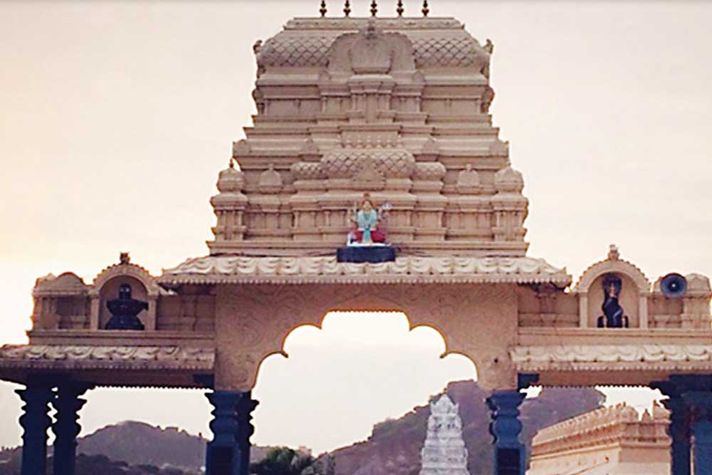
left=356, top=209, right=378, bottom=242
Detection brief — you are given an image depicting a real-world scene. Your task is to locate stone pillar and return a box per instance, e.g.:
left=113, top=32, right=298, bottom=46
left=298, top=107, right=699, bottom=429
left=16, top=385, right=54, bottom=475
left=661, top=394, right=692, bottom=475
left=206, top=390, right=259, bottom=475
left=487, top=390, right=526, bottom=475
left=683, top=391, right=712, bottom=475
left=51, top=384, right=90, bottom=475
left=237, top=392, right=259, bottom=475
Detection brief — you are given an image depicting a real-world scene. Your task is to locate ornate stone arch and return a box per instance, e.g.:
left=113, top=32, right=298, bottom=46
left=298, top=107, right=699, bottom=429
left=89, top=255, right=159, bottom=330
left=214, top=282, right=516, bottom=393
left=574, top=246, right=651, bottom=328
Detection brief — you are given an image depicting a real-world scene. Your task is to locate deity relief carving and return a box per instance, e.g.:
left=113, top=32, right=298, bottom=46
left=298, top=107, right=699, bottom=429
left=596, top=274, right=630, bottom=328
left=327, top=21, right=416, bottom=76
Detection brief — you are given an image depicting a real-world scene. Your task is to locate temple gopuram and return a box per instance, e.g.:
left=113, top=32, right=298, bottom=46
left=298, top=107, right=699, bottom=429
left=1, top=2, right=711, bottom=475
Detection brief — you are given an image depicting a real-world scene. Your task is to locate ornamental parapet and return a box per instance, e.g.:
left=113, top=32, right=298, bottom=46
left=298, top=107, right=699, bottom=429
left=0, top=343, right=215, bottom=388
left=532, top=403, right=669, bottom=454
left=158, top=255, right=571, bottom=287
left=529, top=403, right=670, bottom=474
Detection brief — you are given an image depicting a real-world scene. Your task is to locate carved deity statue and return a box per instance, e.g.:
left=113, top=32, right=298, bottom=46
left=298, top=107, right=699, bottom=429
left=105, top=284, right=148, bottom=330
left=597, top=274, right=629, bottom=328
left=349, top=194, right=388, bottom=245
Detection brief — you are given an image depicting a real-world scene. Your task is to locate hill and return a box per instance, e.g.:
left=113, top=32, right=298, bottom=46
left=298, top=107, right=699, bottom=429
left=329, top=381, right=605, bottom=475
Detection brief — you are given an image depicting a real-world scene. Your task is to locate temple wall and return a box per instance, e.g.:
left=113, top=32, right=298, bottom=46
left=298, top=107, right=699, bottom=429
left=528, top=403, right=670, bottom=475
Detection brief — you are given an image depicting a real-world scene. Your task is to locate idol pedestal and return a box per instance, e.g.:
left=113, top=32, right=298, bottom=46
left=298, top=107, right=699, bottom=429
left=336, top=246, right=396, bottom=263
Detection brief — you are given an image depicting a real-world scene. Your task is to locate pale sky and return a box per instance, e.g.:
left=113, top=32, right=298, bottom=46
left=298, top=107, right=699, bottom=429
left=1, top=0, right=711, bottom=454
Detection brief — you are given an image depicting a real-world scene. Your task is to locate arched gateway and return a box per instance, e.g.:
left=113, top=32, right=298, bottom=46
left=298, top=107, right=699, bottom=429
left=2, top=6, right=712, bottom=475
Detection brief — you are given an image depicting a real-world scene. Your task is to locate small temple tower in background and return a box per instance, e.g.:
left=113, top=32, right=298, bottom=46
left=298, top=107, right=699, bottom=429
left=420, top=394, right=471, bottom=475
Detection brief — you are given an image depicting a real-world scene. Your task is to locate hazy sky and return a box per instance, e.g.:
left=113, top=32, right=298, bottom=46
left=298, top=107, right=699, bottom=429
left=1, top=0, right=711, bottom=454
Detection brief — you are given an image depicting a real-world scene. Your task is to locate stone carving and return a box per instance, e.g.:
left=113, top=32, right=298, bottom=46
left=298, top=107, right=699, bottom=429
left=160, top=255, right=571, bottom=287
left=211, top=160, right=248, bottom=242
left=412, top=36, right=482, bottom=68
left=414, top=162, right=446, bottom=181
left=596, top=274, right=629, bottom=328
left=420, top=394, right=470, bottom=475
left=512, top=344, right=712, bottom=371
left=212, top=282, right=520, bottom=391
left=92, top=256, right=160, bottom=298
left=456, top=164, right=480, bottom=194
left=257, top=164, right=283, bottom=193
left=104, top=284, right=148, bottom=330
left=33, top=273, right=87, bottom=297
left=529, top=403, right=669, bottom=474
left=0, top=345, right=214, bottom=370
left=326, top=147, right=415, bottom=179
left=257, top=20, right=486, bottom=70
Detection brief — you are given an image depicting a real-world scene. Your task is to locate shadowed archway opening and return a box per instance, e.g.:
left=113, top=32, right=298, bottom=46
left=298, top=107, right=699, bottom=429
left=251, top=311, right=477, bottom=455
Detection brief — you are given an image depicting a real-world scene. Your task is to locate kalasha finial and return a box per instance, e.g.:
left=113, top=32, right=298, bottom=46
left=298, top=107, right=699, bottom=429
left=344, top=0, right=351, bottom=16
left=370, top=0, right=378, bottom=17
left=119, top=252, right=131, bottom=265
left=608, top=244, right=620, bottom=261
left=229, top=157, right=236, bottom=169
left=320, top=0, right=327, bottom=17
left=397, top=0, right=404, bottom=16
left=422, top=0, right=430, bottom=16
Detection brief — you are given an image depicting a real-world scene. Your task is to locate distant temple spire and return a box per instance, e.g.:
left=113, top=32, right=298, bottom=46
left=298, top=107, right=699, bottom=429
left=420, top=394, right=470, bottom=475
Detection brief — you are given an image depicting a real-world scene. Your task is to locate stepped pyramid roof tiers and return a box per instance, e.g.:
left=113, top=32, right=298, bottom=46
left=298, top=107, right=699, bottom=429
left=420, top=394, right=470, bottom=475
left=205, top=15, right=530, bottom=259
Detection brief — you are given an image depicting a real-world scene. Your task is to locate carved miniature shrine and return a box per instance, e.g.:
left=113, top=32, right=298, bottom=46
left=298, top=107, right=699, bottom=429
left=1, top=3, right=711, bottom=475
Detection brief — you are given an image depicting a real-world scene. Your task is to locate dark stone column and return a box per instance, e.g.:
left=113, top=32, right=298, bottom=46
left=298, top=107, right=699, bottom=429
left=51, top=384, right=90, bottom=475
left=236, top=392, right=259, bottom=475
left=206, top=391, right=258, bottom=475
left=653, top=375, right=712, bottom=475
left=487, top=390, right=526, bottom=475
left=683, top=391, right=712, bottom=475
left=661, top=393, right=692, bottom=475
left=16, top=384, right=54, bottom=475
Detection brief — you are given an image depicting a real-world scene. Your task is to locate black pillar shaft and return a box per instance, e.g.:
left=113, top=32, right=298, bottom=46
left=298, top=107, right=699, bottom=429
left=487, top=390, right=526, bottom=475
left=206, top=390, right=259, bottom=475
left=51, top=384, right=90, bottom=475
left=683, top=391, right=712, bottom=475
left=16, top=385, right=54, bottom=475
left=662, top=395, right=692, bottom=475
left=236, top=392, right=259, bottom=475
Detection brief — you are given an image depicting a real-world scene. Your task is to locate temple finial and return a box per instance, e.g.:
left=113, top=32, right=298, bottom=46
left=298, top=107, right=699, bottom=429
left=608, top=244, right=620, bottom=261
left=370, top=0, right=378, bottom=17
left=397, top=0, right=404, bottom=16
left=422, top=0, right=430, bottom=16
left=320, top=0, right=327, bottom=17
left=344, top=0, right=351, bottom=16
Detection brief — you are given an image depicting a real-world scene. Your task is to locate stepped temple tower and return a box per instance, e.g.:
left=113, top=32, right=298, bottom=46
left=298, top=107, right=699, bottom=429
left=1, top=2, right=712, bottom=475
left=420, top=394, right=470, bottom=475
